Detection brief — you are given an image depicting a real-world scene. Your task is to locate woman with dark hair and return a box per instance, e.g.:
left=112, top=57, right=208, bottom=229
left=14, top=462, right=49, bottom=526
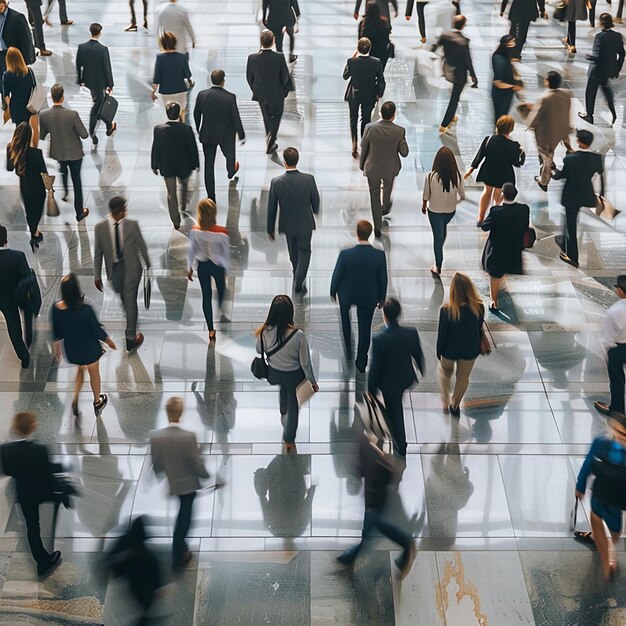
left=51, top=273, right=116, bottom=419
left=255, top=295, right=318, bottom=450
left=7, top=122, right=46, bottom=252
left=422, top=146, right=465, bottom=276
left=563, top=0, right=590, bottom=53
left=358, top=3, right=392, bottom=69
left=490, top=35, right=522, bottom=123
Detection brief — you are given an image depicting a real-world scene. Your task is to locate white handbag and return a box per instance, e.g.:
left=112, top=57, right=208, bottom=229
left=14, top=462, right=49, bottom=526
left=26, top=70, right=48, bottom=114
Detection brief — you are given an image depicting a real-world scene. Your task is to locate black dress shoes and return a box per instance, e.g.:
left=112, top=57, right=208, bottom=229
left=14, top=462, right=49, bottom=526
left=578, top=112, right=593, bottom=124
left=21, top=354, right=30, bottom=369
left=37, top=551, right=62, bottom=576
left=126, top=333, right=145, bottom=353
left=266, top=143, right=278, bottom=154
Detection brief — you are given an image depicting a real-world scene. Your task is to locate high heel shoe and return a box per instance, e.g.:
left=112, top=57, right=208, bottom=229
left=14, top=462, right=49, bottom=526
left=93, top=393, right=108, bottom=416
left=29, top=238, right=38, bottom=252
left=35, top=232, right=44, bottom=243
left=71, top=400, right=80, bottom=418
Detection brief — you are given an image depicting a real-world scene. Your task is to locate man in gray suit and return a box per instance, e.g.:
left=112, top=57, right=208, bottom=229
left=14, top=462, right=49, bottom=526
left=267, top=147, right=320, bottom=294
left=150, top=397, right=209, bottom=568
left=94, top=196, right=151, bottom=353
left=39, top=84, right=89, bottom=222
left=359, top=100, right=409, bottom=238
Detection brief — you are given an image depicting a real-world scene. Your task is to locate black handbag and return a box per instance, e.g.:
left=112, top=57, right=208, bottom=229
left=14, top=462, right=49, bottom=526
left=250, top=329, right=299, bottom=380
left=98, top=94, right=118, bottom=125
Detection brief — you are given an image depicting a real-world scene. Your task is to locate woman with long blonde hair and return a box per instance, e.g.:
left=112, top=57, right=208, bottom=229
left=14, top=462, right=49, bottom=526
left=436, top=272, right=484, bottom=416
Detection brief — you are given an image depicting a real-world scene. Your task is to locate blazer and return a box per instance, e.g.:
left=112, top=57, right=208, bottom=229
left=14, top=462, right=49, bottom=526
left=330, top=244, right=387, bottom=308
left=150, top=425, right=209, bottom=496
left=500, top=0, right=545, bottom=22
left=263, top=0, right=300, bottom=27
left=431, top=30, right=477, bottom=85
left=529, top=88, right=572, bottom=151
left=587, top=29, right=625, bottom=80
left=360, top=119, right=409, bottom=179
left=343, top=55, right=385, bottom=104
left=76, top=39, right=114, bottom=91
left=553, top=150, right=603, bottom=208
left=1, top=8, right=35, bottom=65
left=193, top=86, right=245, bottom=145
left=39, top=105, right=88, bottom=162
left=94, top=217, right=151, bottom=283
left=151, top=120, right=199, bottom=179
left=436, top=304, right=484, bottom=361
left=368, top=321, right=425, bottom=394
left=246, top=49, right=291, bottom=106
left=156, top=2, right=195, bottom=53
left=356, top=0, right=397, bottom=21
left=267, top=169, right=320, bottom=237
left=0, top=248, right=30, bottom=310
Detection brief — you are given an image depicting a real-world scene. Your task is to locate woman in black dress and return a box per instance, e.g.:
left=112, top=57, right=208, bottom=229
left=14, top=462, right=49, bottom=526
left=7, top=123, right=46, bottom=252
left=358, top=3, right=391, bottom=70
left=491, top=35, right=522, bottom=123
left=480, top=183, right=530, bottom=311
left=51, top=274, right=116, bottom=419
left=465, top=115, right=525, bottom=225
left=2, top=47, right=35, bottom=128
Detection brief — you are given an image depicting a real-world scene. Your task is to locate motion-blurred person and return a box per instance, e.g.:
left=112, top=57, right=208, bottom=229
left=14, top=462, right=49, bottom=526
left=156, top=0, right=195, bottom=56
left=368, top=298, right=424, bottom=456
left=51, top=273, right=116, bottom=419
left=359, top=3, right=391, bottom=70
left=491, top=35, right=522, bottom=122
left=150, top=397, right=210, bottom=568
left=331, top=220, right=387, bottom=372
left=436, top=272, right=484, bottom=417
left=43, top=0, right=73, bottom=26
left=354, top=0, right=398, bottom=22
left=500, top=0, right=546, bottom=59
left=263, top=0, right=300, bottom=62
left=480, top=183, right=529, bottom=311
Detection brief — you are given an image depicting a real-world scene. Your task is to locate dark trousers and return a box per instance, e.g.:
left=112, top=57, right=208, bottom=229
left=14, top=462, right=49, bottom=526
left=273, top=25, right=295, bottom=54
left=589, top=0, right=597, bottom=25
left=492, top=88, right=514, bottom=124
left=560, top=204, right=580, bottom=263
left=197, top=260, right=226, bottom=331
left=129, top=0, right=148, bottom=25
left=618, top=0, right=625, bottom=18
left=23, top=188, right=45, bottom=237
left=164, top=176, right=190, bottom=228
left=259, top=101, right=284, bottom=150
left=367, top=175, right=395, bottom=232
left=509, top=20, right=530, bottom=56
left=286, top=232, right=312, bottom=290
left=381, top=389, right=407, bottom=455
left=348, top=97, right=375, bottom=144
left=268, top=366, right=305, bottom=443
left=89, top=88, right=112, bottom=136
left=172, top=492, right=195, bottom=562
left=415, top=3, right=427, bottom=37
left=21, top=503, right=51, bottom=565
left=0, top=50, right=6, bottom=100
left=441, top=81, right=464, bottom=127
left=59, top=158, right=84, bottom=218
left=585, top=74, right=616, bottom=120
left=567, top=21, right=576, bottom=47
left=340, top=302, right=375, bottom=370
left=26, top=1, right=47, bottom=51
left=202, top=141, right=237, bottom=201
left=608, top=344, right=626, bottom=414
left=427, top=210, right=455, bottom=270
left=0, top=306, right=29, bottom=362
left=44, top=0, right=69, bottom=23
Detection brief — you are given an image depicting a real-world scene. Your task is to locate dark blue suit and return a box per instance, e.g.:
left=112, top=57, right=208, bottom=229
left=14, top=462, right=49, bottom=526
left=330, top=243, right=387, bottom=370
left=368, top=321, right=424, bottom=454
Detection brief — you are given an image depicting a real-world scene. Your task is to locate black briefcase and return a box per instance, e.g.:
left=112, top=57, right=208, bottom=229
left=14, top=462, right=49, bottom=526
left=98, top=94, right=118, bottom=125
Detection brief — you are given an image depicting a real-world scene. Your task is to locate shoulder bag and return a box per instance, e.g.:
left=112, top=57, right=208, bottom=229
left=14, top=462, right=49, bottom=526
left=479, top=321, right=496, bottom=356
left=41, top=173, right=60, bottom=217
left=26, top=69, right=48, bottom=114
left=250, top=329, right=299, bottom=380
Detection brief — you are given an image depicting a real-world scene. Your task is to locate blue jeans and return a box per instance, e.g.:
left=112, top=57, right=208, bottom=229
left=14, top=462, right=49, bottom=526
left=427, top=210, right=455, bottom=270
left=197, top=260, right=225, bottom=331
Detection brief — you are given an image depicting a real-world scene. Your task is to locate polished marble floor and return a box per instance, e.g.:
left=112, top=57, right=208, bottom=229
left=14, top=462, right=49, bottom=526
left=1, top=0, right=626, bottom=624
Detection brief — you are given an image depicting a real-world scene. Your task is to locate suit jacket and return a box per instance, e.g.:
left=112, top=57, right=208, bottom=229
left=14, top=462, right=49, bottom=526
left=151, top=120, right=199, bottom=179
left=263, top=0, right=300, bottom=27
left=39, top=105, right=88, bottom=162
left=0, top=248, right=29, bottom=310
left=94, top=217, right=151, bottom=283
left=360, top=119, right=409, bottom=179
left=588, top=29, right=625, bottom=79
left=432, top=30, right=477, bottom=85
left=330, top=244, right=387, bottom=308
left=2, top=8, right=35, bottom=65
left=553, top=150, right=603, bottom=208
left=246, top=49, right=291, bottom=106
left=193, top=86, right=245, bottom=145
left=150, top=425, right=209, bottom=496
left=529, top=88, right=572, bottom=151
left=267, top=169, right=320, bottom=237
left=156, top=2, right=195, bottom=53
left=500, top=0, right=545, bottom=22
left=343, top=55, right=385, bottom=104
left=356, top=0, right=397, bottom=21
left=368, top=321, right=425, bottom=394
left=76, top=39, right=114, bottom=91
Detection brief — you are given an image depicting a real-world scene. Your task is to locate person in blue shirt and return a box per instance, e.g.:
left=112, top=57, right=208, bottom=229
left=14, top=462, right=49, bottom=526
left=575, top=412, right=626, bottom=581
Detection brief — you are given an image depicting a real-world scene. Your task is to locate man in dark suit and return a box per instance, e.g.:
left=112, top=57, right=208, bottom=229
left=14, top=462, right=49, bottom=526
left=76, top=22, right=116, bottom=145
left=267, top=147, right=320, bottom=294
left=431, top=15, right=477, bottom=133
left=24, top=0, right=51, bottom=55
left=194, top=69, right=245, bottom=201
left=500, top=0, right=546, bottom=59
left=263, top=0, right=300, bottom=62
left=331, top=220, right=388, bottom=372
left=343, top=37, right=386, bottom=158
left=553, top=129, right=604, bottom=268
left=578, top=13, right=625, bottom=125
left=0, top=412, right=62, bottom=575
left=152, top=102, right=199, bottom=229
left=0, top=0, right=35, bottom=100
left=246, top=30, right=291, bottom=155
left=354, top=0, right=398, bottom=22
left=368, top=298, right=424, bottom=456
left=0, top=225, right=30, bottom=368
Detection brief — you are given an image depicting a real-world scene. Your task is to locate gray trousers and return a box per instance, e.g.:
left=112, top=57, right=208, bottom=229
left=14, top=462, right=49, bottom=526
left=112, top=261, right=141, bottom=341
left=367, top=175, right=395, bottom=231
left=163, top=176, right=189, bottom=228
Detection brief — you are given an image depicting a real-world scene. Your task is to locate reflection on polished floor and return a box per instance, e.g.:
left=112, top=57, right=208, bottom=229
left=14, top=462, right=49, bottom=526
left=0, top=0, right=625, bottom=623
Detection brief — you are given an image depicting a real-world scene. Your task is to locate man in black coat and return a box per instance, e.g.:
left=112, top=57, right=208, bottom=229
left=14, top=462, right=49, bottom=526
left=267, top=147, right=320, bottom=294
left=246, top=30, right=291, bottom=155
left=24, top=0, right=51, bottom=55
left=431, top=15, right=477, bottom=132
left=500, top=0, right=546, bottom=59
left=343, top=37, right=386, bottom=157
left=0, top=412, right=63, bottom=576
left=151, top=102, right=199, bottom=229
left=194, top=69, right=245, bottom=201
left=0, top=226, right=30, bottom=368
left=0, top=0, right=36, bottom=99
left=76, top=23, right=116, bottom=144
left=368, top=298, right=424, bottom=456
left=330, top=220, right=388, bottom=372
left=578, top=13, right=625, bottom=125
left=263, top=0, right=300, bottom=62
left=553, top=129, right=604, bottom=268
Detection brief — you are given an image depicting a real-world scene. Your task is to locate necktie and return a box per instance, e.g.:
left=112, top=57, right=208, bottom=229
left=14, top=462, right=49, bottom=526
left=114, top=221, right=123, bottom=261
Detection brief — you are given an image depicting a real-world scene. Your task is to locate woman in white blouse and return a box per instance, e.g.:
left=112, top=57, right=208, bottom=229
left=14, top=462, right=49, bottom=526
left=422, top=147, right=465, bottom=277
left=187, top=198, right=230, bottom=342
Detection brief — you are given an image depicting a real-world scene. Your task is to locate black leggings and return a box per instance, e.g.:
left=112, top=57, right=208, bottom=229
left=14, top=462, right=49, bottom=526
left=567, top=21, right=576, bottom=47
left=415, top=3, right=427, bottom=38
left=197, top=260, right=225, bottom=331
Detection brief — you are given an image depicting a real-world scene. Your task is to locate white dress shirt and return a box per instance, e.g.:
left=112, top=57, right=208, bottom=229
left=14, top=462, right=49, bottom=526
left=604, top=298, right=626, bottom=349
